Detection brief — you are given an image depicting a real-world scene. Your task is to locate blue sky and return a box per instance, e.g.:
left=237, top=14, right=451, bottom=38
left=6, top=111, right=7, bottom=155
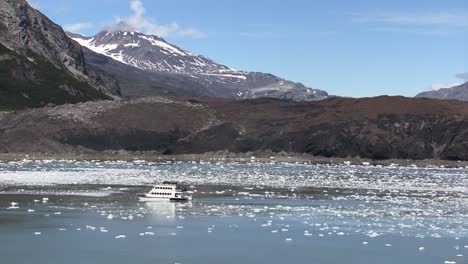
left=28, top=0, right=468, bottom=97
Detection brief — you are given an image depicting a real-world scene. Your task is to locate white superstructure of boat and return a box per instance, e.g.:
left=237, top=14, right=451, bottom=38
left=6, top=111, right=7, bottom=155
left=138, top=181, right=192, bottom=202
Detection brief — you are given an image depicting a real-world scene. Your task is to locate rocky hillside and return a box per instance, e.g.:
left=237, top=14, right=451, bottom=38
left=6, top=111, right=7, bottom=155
left=416, top=82, right=468, bottom=101
left=0, top=0, right=327, bottom=111
left=0, top=43, right=109, bottom=110
left=70, top=30, right=328, bottom=101
left=0, top=0, right=118, bottom=110
left=1, top=96, right=468, bottom=160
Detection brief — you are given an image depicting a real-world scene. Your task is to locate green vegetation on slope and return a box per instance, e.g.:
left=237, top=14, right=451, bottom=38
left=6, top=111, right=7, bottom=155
left=0, top=44, right=111, bottom=111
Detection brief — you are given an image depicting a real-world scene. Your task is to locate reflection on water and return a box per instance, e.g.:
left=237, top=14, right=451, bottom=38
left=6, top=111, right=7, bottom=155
left=143, top=200, right=176, bottom=221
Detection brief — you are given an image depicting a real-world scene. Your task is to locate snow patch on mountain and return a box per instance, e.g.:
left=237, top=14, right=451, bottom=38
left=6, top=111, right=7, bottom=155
left=138, top=35, right=188, bottom=56
left=73, top=37, right=125, bottom=64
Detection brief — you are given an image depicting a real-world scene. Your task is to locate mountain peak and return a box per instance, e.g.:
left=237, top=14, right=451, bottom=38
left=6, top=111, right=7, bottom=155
left=69, top=29, right=328, bottom=101
left=101, top=21, right=150, bottom=37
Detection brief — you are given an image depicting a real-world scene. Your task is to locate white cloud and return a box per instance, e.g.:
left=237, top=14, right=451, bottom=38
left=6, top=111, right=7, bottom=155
left=431, top=83, right=461, bottom=91
left=63, top=22, right=93, bottom=33
left=456, top=72, right=468, bottom=82
left=178, top=28, right=206, bottom=38
left=108, top=0, right=205, bottom=38
left=26, top=0, right=41, bottom=10
left=352, top=10, right=468, bottom=28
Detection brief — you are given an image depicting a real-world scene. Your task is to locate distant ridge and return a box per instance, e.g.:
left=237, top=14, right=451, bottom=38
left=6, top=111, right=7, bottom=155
left=2, top=96, right=468, bottom=161
left=416, top=82, right=468, bottom=101
left=69, top=30, right=328, bottom=101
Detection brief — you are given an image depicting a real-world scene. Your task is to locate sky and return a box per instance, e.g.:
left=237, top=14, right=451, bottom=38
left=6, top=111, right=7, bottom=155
left=27, top=0, right=468, bottom=97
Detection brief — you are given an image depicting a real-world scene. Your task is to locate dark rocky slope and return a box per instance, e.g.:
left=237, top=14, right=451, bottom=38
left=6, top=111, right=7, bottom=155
left=0, top=43, right=110, bottom=110
left=0, top=0, right=117, bottom=110
left=1, top=96, right=468, bottom=160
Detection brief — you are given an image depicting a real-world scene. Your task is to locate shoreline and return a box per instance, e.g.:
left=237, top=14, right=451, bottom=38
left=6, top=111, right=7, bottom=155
left=0, top=152, right=467, bottom=168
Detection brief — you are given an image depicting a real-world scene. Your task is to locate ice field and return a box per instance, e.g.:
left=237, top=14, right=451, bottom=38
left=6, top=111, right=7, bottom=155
left=0, top=159, right=467, bottom=263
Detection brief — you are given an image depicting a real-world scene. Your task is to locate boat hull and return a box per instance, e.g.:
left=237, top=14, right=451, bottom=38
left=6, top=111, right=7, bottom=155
left=138, top=194, right=191, bottom=202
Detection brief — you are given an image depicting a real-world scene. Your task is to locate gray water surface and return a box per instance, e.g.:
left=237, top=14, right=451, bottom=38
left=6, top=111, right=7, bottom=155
left=0, top=160, right=467, bottom=264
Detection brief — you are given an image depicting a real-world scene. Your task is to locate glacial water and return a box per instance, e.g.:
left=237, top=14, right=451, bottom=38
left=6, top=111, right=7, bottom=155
left=0, top=159, right=467, bottom=264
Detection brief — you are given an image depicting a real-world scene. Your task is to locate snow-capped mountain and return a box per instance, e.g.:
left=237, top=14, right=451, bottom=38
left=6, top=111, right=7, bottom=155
left=69, top=30, right=328, bottom=101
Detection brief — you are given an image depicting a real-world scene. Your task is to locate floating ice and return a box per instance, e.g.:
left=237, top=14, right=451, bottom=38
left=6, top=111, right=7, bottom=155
left=367, top=231, right=382, bottom=238
left=115, top=235, right=126, bottom=239
left=1, top=159, right=468, bottom=241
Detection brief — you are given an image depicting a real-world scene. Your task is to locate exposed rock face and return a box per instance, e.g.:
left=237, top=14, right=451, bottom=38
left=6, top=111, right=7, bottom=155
left=0, top=0, right=118, bottom=109
left=1, top=96, right=468, bottom=161
left=0, top=43, right=110, bottom=110
left=70, top=30, right=329, bottom=101
left=416, top=82, right=468, bottom=101
left=0, top=0, right=84, bottom=71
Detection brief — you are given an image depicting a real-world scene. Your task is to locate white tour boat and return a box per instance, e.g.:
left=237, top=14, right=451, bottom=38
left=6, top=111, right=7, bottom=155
left=138, top=181, right=192, bottom=202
